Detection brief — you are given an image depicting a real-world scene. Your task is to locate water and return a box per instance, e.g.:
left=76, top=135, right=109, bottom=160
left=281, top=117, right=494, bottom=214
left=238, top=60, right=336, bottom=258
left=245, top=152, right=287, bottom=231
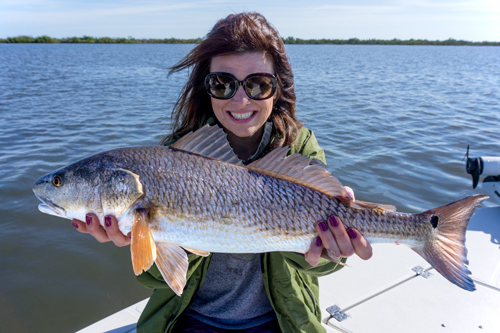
left=1, top=44, right=499, bottom=332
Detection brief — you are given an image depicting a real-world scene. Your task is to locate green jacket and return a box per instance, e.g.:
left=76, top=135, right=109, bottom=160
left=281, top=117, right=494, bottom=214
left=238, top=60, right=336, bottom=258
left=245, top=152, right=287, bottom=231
left=136, top=123, right=344, bottom=333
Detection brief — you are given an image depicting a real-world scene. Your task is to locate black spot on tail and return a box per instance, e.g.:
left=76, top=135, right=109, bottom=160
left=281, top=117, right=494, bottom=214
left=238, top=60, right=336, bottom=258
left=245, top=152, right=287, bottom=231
left=430, top=216, right=439, bottom=228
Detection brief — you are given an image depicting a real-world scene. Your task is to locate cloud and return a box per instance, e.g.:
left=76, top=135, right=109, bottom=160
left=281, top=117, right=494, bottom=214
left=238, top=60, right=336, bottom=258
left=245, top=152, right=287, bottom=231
left=0, top=0, right=230, bottom=38
left=1, top=0, right=498, bottom=40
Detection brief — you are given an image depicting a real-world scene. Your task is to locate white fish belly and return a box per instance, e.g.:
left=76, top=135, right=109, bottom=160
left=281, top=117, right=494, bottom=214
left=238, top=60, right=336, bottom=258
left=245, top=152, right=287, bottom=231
left=152, top=217, right=315, bottom=254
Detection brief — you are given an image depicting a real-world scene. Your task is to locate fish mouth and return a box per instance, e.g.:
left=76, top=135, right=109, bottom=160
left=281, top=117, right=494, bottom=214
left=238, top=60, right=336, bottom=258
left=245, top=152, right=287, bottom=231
left=35, top=194, right=67, bottom=217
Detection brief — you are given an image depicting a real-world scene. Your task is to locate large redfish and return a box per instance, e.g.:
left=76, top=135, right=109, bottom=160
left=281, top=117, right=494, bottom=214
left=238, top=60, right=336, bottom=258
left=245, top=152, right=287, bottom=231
left=32, top=125, right=487, bottom=295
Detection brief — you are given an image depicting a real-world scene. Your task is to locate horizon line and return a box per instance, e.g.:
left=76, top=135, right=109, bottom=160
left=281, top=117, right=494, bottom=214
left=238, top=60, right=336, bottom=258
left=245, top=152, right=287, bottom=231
left=2, top=35, right=499, bottom=45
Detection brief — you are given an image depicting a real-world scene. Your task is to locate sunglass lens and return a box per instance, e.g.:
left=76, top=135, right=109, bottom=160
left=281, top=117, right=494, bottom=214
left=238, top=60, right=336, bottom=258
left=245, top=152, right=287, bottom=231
left=245, top=75, right=274, bottom=99
left=208, top=74, right=236, bottom=99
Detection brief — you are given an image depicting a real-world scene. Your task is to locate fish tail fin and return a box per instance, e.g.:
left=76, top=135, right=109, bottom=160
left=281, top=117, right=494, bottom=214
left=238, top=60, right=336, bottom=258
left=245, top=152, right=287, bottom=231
left=412, top=195, right=488, bottom=291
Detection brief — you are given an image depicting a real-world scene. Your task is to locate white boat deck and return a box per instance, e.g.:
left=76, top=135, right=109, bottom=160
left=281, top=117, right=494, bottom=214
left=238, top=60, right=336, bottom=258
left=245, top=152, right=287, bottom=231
left=78, top=206, right=500, bottom=333
left=76, top=299, right=147, bottom=333
left=320, top=207, right=500, bottom=333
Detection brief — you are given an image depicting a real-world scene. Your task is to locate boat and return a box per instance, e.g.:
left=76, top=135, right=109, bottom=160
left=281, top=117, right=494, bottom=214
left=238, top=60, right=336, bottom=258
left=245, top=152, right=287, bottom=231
left=77, top=153, right=500, bottom=333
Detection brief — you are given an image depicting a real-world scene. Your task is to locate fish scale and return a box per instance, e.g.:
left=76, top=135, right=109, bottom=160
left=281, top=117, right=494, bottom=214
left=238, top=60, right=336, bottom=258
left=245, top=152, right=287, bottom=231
left=33, top=124, right=487, bottom=295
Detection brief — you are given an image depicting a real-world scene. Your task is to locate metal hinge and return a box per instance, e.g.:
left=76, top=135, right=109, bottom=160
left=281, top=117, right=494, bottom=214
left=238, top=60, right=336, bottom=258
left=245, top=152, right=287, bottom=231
left=412, top=266, right=433, bottom=279
left=326, top=305, right=349, bottom=322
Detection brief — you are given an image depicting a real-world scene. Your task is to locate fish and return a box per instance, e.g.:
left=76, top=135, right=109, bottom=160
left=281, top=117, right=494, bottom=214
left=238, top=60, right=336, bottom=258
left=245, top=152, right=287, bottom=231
left=33, top=124, right=488, bottom=295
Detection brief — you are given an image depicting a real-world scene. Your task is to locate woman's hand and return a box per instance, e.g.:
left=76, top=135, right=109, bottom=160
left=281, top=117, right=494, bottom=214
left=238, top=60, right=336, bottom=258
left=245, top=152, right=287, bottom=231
left=71, top=214, right=131, bottom=247
left=305, top=187, right=373, bottom=266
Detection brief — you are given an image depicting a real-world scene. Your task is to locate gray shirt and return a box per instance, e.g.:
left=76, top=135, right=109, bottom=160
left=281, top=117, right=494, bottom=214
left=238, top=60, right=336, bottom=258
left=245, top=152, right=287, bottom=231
left=185, top=253, right=276, bottom=329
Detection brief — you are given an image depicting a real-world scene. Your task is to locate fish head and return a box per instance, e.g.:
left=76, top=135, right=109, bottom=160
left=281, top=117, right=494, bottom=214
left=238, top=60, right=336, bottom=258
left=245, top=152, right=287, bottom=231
left=33, top=164, right=101, bottom=220
left=33, top=151, right=144, bottom=222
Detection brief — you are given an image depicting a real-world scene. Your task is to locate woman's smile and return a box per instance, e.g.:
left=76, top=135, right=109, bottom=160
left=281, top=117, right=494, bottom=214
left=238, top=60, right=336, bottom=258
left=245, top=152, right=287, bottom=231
left=227, top=110, right=256, bottom=121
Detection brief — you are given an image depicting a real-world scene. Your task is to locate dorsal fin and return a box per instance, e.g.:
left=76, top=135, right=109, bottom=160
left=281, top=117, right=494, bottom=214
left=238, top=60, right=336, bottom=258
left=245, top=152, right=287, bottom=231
left=171, top=125, right=243, bottom=166
left=247, top=147, right=350, bottom=203
left=247, top=147, right=396, bottom=212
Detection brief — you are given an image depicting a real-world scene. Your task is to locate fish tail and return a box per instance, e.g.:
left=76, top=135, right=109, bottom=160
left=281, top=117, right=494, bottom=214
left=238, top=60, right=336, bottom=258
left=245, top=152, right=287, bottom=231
left=412, top=195, right=488, bottom=291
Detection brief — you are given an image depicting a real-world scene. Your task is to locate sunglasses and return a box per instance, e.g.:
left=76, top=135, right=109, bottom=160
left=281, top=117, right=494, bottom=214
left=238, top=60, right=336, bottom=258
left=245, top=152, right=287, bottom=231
left=205, top=72, right=278, bottom=100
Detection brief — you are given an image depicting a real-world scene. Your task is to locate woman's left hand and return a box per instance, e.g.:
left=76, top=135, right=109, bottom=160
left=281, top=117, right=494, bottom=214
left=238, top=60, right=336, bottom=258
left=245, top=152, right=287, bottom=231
left=305, top=187, right=373, bottom=266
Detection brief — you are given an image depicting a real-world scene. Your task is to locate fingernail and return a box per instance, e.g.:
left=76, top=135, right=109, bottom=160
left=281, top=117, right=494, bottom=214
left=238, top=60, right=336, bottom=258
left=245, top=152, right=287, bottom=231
left=318, top=221, right=328, bottom=232
left=105, top=216, right=112, bottom=228
left=316, top=236, right=322, bottom=246
left=86, top=214, right=92, bottom=225
left=72, top=222, right=78, bottom=229
left=346, top=192, right=353, bottom=199
left=127, top=232, right=132, bottom=239
left=347, top=228, right=357, bottom=239
left=329, top=216, right=339, bottom=227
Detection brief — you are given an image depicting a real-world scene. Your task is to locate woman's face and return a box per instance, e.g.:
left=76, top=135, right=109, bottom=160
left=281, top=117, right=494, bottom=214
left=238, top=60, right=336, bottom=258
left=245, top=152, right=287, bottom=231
left=209, top=52, right=275, bottom=139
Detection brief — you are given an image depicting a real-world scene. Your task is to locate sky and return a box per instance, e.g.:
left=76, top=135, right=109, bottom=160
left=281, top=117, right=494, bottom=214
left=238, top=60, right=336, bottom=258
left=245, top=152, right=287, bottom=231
left=1, top=0, right=499, bottom=41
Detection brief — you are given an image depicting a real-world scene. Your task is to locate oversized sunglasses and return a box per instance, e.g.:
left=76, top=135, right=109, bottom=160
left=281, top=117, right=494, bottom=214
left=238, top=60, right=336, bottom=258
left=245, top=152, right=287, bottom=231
left=205, top=72, right=278, bottom=100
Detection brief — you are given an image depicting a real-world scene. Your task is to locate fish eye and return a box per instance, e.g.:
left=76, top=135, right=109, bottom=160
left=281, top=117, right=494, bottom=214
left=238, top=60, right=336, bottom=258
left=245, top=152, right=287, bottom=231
left=52, top=175, right=63, bottom=187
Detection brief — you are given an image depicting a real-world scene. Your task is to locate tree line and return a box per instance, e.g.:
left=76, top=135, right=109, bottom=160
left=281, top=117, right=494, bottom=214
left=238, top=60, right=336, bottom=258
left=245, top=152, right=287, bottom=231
left=2, top=35, right=498, bottom=46
left=282, top=37, right=499, bottom=46
left=1, top=36, right=202, bottom=44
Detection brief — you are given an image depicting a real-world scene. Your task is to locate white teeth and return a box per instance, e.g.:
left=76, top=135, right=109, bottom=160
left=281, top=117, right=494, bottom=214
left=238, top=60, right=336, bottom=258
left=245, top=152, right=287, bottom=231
left=230, top=111, right=254, bottom=120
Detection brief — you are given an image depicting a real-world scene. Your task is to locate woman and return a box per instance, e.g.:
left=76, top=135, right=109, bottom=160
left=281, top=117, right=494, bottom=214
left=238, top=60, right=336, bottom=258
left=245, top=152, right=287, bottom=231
left=72, top=12, right=372, bottom=332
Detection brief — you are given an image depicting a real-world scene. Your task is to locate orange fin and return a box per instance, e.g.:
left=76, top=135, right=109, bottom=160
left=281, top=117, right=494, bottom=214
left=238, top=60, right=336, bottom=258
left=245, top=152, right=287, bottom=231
left=183, top=248, right=210, bottom=257
left=170, top=125, right=243, bottom=166
left=131, top=209, right=156, bottom=275
left=156, top=243, right=189, bottom=296
left=247, top=147, right=350, bottom=202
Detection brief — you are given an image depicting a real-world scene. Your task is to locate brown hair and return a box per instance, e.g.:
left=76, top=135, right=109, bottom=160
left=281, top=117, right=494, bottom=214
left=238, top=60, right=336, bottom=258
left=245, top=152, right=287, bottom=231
left=161, top=12, right=301, bottom=148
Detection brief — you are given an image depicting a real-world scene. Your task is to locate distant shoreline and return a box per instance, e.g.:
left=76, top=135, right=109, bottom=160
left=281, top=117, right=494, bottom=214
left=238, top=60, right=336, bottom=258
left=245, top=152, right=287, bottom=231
left=2, top=36, right=499, bottom=46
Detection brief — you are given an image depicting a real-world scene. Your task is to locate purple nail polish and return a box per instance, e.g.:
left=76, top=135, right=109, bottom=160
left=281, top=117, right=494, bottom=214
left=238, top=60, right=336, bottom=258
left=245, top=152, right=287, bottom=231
left=72, top=222, right=78, bottom=229
left=318, top=221, right=328, bottom=232
left=316, top=236, right=322, bottom=246
left=127, top=232, right=132, bottom=239
left=347, top=228, right=357, bottom=239
left=86, top=214, right=92, bottom=225
left=329, top=216, right=339, bottom=227
left=105, top=216, right=112, bottom=228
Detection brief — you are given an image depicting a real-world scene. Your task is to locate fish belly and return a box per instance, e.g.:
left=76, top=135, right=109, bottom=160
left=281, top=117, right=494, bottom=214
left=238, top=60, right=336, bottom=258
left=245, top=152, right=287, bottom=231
left=150, top=209, right=317, bottom=253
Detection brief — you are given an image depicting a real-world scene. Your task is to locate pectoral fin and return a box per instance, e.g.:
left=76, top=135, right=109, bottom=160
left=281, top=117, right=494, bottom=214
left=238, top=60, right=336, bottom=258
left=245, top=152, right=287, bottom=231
left=156, top=243, right=189, bottom=296
left=131, top=209, right=156, bottom=275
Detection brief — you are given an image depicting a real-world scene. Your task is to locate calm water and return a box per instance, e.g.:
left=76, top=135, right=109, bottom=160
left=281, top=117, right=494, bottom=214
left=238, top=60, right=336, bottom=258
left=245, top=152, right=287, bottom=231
left=1, top=44, right=499, bottom=332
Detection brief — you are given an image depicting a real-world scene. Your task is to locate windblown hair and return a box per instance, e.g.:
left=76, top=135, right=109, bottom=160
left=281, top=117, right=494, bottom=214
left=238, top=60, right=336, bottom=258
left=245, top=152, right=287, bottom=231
left=161, top=12, right=301, bottom=148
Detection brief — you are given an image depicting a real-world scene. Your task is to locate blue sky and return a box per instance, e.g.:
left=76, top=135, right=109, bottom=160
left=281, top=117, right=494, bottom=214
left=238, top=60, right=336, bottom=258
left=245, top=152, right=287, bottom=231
left=1, top=0, right=499, bottom=41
